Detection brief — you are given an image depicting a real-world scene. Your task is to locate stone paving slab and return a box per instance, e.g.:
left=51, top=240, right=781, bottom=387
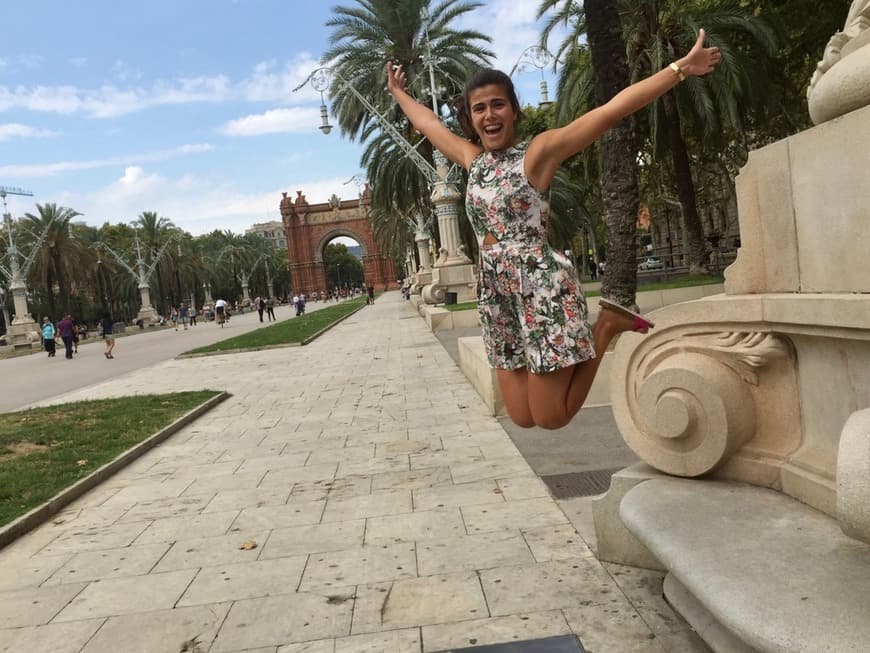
left=0, top=292, right=704, bottom=653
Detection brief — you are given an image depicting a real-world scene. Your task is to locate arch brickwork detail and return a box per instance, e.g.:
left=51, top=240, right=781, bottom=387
left=279, top=186, right=399, bottom=296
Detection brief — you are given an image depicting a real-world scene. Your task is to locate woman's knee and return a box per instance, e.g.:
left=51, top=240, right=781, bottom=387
left=529, top=408, right=570, bottom=431
left=507, top=407, right=536, bottom=428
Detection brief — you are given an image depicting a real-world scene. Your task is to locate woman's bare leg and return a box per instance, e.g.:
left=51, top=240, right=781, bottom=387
left=496, top=368, right=535, bottom=428
left=524, top=309, right=642, bottom=429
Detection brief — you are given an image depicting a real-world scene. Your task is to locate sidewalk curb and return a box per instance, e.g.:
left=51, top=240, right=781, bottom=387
left=177, top=342, right=301, bottom=359
left=176, top=303, right=369, bottom=357
left=0, top=391, right=231, bottom=550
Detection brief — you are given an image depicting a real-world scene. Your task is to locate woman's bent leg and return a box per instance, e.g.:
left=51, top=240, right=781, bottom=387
left=526, top=310, right=641, bottom=429
left=496, top=368, right=536, bottom=428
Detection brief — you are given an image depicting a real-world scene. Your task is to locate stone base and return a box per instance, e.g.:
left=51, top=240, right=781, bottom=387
left=136, top=306, right=159, bottom=326
left=420, top=305, right=480, bottom=333
left=457, top=336, right=504, bottom=417
left=6, top=319, right=41, bottom=350
left=591, top=463, right=666, bottom=571
left=423, top=262, right=477, bottom=305
left=620, top=477, right=870, bottom=653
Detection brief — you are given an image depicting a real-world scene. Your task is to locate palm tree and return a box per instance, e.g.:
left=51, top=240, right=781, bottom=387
left=622, top=1, right=776, bottom=273
left=134, top=211, right=180, bottom=312
left=538, top=0, right=777, bottom=275
left=23, top=203, right=84, bottom=316
left=322, top=0, right=493, bottom=252
left=537, top=0, right=642, bottom=304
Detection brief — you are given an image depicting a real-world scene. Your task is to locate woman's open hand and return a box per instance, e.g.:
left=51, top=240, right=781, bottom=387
left=680, top=29, right=721, bottom=77
left=386, top=61, right=406, bottom=96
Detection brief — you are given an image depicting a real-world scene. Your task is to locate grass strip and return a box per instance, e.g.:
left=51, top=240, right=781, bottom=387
left=445, top=275, right=724, bottom=311
left=0, top=391, right=220, bottom=527
left=184, top=298, right=367, bottom=355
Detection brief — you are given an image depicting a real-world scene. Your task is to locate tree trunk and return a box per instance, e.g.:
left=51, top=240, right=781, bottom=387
left=661, top=90, right=708, bottom=274
left=584, top=0, right=640, bottom=308
left=52, top=251, right=71, bottom=315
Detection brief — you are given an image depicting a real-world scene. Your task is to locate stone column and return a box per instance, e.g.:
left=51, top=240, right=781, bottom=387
left=423, top=152, right=477, bottom=304
left=136, top=283, right=158, bottom=325
left=5, top=278, right=39, bottom=349
left=412, top=215, right=433, bottom=296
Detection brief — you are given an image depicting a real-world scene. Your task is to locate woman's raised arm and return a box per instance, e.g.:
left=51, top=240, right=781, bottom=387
left=525, top=29, right=721, bottom=190
left=386, top=63, right=481, bottom=170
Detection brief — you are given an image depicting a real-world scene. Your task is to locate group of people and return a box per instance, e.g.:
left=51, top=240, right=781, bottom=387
left=41, top=314, right=115, bottom=360
left=168, top=302, right=197, bottom=330
left=252, top=296, right=277, bottom=322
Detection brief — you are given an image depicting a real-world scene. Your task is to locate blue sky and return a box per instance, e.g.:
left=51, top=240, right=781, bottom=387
left=1, top=0, right=563, bottom=236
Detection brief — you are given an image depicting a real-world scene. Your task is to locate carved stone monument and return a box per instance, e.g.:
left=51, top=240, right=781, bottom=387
left=594, top=4, right=870, bottom=650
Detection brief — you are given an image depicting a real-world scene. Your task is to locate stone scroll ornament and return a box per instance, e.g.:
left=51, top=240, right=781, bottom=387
left=807, top=0, right=870, bottom=124
left=619, top=332, right=789, bottom=477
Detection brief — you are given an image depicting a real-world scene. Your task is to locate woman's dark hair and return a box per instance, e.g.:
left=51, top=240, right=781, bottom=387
left=454, top=68, right=524, bottom=144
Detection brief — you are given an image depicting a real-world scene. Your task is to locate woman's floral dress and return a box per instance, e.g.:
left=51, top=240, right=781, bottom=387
left=466, top=141, right=595, bottom=374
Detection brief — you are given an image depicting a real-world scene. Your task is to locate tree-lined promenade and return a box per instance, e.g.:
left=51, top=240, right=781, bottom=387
left=1, top=0, right=851, bottom=329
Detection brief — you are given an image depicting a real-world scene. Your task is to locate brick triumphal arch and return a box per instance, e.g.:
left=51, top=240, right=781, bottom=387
left=280, top=186, right=399, bottom=295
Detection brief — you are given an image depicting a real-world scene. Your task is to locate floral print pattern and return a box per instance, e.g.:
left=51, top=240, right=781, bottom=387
left=467, top=142, right=594, bottom=374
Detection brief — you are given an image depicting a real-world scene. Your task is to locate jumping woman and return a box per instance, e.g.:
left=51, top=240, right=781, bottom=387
left=387, top=30, right=720, bottom=429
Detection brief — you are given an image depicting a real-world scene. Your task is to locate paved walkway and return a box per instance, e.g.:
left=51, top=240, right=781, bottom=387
left=0, top=292, right=707, bottom=653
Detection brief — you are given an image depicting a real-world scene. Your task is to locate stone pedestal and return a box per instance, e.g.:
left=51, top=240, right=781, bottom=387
left=422, top=153, right=477, bottom=304
left=135, top=285, right=159, bottom=326
left=6, top=282, right=40, bottom=349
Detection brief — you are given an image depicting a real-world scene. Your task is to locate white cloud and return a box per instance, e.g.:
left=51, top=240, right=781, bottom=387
left=0, top=52, right=322, bottom=119
left=0, top=143, right=214, bottom=178
left=241, top=54, right=323, bottom=102
left=0, top=74, right=233, bottom=118
left=221, top=107, right=321, bottom=136
left=0, top=123, right=58, bottom=141
left=69, top=57, right=88, bottom=68
left=50, top=168, right=353, bottom=235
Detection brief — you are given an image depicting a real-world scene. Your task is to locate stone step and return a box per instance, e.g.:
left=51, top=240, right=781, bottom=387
left=619, top=478, right=870, bottom=653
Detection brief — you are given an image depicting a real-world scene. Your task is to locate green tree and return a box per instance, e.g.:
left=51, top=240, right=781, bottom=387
left=323, top=243, right=363, bottom=288
left=539, top=0, right=778, bottom=276
left=23, top=203, right=85, bottom=317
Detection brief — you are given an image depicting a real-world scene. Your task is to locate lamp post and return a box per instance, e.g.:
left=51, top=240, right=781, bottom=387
left=510, top=46, right=558, bottom=109
left=93, top=230, right=177, bottom=326
left=0, top=186, right=54, bottom=349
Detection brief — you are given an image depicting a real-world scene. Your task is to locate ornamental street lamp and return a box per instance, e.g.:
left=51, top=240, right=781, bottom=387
left=0, top=186, right=51, bottom=349
left=510, top=46, right=559, bottom=110
left=93, top=230, right=178, bottom=325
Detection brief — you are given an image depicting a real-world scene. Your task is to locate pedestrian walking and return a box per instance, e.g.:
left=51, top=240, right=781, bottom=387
left=255, top=296, right=265, bottom=322
left=56, top=314, right=76, bottom=359
left=41, top=317, right=57, bottom=357
left=179, top=303, right=189, bottom=330
left=266, top=297, right=276, bottom=322
left=189, top=306, right=197, bottom=326
left=386, top=30, right=720, bottom=429
left=170, top=306, right=179, bottom=330
left=367, top=285, right=375, bottom=305
left=100, top=313, right=115, bottom=359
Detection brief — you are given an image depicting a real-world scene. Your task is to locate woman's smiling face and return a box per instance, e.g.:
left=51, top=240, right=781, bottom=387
left=469, top=83, right=518, bottom=151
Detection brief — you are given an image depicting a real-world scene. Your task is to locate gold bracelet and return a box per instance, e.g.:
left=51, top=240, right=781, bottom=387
left=669, top=62, right=686, bottom=82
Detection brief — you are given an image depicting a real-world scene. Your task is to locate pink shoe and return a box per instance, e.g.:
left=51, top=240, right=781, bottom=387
left=598, top=298, right=655, bottom=332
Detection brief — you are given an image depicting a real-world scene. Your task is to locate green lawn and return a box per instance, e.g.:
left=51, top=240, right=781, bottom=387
left=445, top=275, right=724, bottom=311
left=0, top=391, right=220, bottom=526
left=184, top=298, right=366, bottom=355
